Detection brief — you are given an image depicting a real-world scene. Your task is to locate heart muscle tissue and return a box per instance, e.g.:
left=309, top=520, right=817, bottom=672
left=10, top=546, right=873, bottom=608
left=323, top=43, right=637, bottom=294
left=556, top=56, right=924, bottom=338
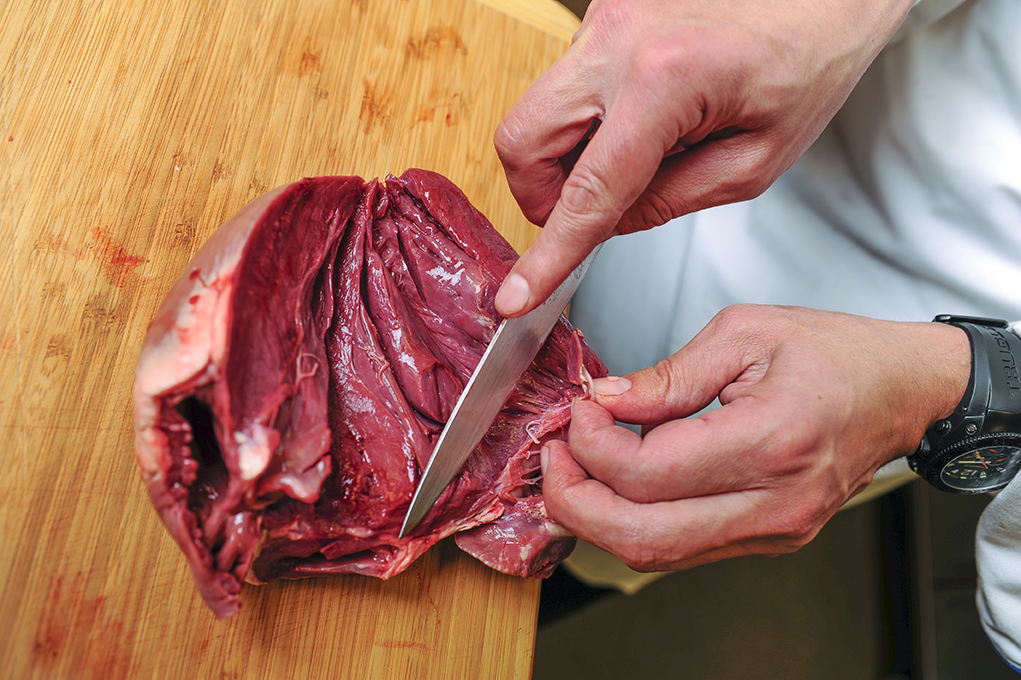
left=133, top=169, right=606, bottom=618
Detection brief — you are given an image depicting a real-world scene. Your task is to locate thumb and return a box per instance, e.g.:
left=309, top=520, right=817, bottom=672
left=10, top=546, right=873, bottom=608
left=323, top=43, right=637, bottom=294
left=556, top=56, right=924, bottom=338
left=597, top=363, right=717, bottom=429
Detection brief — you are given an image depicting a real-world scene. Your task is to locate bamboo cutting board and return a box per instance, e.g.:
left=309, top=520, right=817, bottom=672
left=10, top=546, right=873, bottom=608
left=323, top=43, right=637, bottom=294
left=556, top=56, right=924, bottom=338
left=0, top=0, right=579, bottom=678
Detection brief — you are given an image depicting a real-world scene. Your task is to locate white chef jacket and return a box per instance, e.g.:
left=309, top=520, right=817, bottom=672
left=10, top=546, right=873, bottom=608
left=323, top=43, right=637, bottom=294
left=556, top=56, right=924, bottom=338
left=568, top=0, right=1021, bottom=668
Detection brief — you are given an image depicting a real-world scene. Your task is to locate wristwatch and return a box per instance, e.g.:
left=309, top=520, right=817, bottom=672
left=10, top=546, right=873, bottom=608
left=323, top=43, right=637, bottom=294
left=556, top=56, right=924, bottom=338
left=908, top=315, right=1021, bottom=493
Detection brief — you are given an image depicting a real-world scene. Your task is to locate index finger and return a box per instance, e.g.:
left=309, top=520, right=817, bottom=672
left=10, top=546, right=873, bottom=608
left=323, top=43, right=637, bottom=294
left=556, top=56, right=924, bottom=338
left=541, top=439, right=774, bottom=571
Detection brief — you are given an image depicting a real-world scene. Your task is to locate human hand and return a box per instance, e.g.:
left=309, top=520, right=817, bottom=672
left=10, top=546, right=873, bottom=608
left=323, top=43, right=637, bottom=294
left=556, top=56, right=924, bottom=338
left=494, top=0, right=914, bottom=316
left=540, top=305, right=971, bottom=571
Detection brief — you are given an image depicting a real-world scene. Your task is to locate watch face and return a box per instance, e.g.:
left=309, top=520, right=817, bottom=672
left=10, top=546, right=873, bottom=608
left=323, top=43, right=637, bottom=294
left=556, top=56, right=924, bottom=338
left=940, top=445, right=1021, bottom=492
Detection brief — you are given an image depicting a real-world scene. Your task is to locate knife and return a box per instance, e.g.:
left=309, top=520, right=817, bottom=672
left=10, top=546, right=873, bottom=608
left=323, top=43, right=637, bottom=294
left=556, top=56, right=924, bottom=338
left=399, top=245, right=602, bottom=538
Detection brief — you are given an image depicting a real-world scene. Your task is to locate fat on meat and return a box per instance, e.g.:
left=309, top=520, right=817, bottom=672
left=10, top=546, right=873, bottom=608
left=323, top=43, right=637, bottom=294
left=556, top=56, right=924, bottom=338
left=133, top=169, right=607, bottom=619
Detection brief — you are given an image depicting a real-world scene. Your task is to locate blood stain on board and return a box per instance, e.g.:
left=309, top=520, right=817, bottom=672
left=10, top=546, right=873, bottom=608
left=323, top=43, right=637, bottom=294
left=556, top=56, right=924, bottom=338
left=413, top=92, right=468, bottom=130
left=405, top=24, right=466, bottom=61
left=32, top=574, right=69, bottom=670
left=88, top=225, right=147, bottom=288
left=32, top=570, right=138, bottom=676
left=378, top=639, right=430, bottom=652
left=299, top=49, right=322, bottom=77
left=360, top=79, right=394, bottom=134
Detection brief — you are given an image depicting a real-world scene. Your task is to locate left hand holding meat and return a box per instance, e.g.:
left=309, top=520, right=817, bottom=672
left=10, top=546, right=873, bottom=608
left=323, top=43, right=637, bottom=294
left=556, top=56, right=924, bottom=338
left=540, top=305, right=971, bottom=571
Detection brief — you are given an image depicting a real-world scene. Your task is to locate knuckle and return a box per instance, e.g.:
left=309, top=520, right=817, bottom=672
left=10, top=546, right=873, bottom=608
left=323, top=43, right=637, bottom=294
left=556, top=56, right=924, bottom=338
left=704, top=304, right=787, bottom=355
left=714, top=303, right=765, bottom=328
left=582, top=0, right=629, bottom=40
left=774, top=502, right=825, bottom=548
left=493, top=118, right=525, bottom=167
left=538, top=474, right=566, bottom=514
left=759, top=428, right=815, bottom=473
left=612, top=517, right=667, bottom=572
left=649, top=357, right=681, bottom=401
left=613, top=471, right=657, bottom=504
left=558, top=164, right=617, bottom=223
left=644, top=354, right=702, bottom=415
left=768, top=541, right=805, bottom=557
left=578, top=436, right=655, bottom=502
left=617, top=538, right=660, bottom=572
left=708, top=304, right=753, bottom=333
left=718, top=143, right=784, bottom=202
left=603, top=460, right=649, bottom=502
left=630, top=39, right=692, bottom=88
left=624, top=188, right=682, bottom=233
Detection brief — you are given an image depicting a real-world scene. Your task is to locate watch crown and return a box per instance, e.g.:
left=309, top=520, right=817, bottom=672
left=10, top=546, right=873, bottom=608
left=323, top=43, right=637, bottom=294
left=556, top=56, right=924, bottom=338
left=933, top=419, right=952, bottom=436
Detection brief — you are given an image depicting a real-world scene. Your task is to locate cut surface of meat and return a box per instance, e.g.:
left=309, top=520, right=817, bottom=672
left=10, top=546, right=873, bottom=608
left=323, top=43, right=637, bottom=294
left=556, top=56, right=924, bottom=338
left=134, top=169, right=606, bottom=618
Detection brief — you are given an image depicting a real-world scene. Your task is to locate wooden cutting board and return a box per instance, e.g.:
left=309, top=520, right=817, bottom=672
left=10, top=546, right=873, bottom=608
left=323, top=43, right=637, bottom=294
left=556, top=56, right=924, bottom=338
left=0, top=0, right=578, bottom=677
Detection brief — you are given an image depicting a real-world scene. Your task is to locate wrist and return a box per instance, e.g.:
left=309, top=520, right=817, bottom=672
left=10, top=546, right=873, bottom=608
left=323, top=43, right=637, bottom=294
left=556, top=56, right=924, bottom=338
left=884, top=318, right=970, bottom=453
left=922, top=319, right=973, bottom=424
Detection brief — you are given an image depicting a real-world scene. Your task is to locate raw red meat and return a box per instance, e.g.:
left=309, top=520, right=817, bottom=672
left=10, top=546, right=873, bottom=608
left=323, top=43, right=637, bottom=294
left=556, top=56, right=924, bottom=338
left=133, top=169, right=606, bottom=619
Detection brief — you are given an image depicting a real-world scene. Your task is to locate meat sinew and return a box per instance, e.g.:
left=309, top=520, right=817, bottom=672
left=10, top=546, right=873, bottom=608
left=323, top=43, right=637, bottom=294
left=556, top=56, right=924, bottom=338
left=133, top=169, right=606, bottom=618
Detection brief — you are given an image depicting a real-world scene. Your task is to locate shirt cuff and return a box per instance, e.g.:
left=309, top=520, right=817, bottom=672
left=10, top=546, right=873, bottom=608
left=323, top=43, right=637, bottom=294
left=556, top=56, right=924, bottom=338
left=976, top=472, right=1021, bottom=670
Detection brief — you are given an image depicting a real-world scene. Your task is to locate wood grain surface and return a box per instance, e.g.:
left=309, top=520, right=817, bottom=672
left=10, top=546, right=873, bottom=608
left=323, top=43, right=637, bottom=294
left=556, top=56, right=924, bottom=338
left=0, top=0, right=578, bottom=677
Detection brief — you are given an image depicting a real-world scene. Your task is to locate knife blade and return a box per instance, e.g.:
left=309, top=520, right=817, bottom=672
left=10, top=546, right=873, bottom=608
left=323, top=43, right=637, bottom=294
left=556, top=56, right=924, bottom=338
left=398, top=245, right=602, bottom=538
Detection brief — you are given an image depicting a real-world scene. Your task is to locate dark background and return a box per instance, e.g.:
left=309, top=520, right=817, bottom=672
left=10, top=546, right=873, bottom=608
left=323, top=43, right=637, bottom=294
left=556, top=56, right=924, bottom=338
left=536, top=484, right=1012, bottom=679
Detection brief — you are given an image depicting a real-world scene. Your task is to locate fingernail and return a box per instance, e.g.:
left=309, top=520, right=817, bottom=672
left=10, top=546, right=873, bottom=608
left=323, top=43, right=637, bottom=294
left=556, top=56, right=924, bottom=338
left=540, top=444, right=550, bottom=476
left=496, top=272, right=530, bottom=316
left=592, top=376, right=632, bottom=396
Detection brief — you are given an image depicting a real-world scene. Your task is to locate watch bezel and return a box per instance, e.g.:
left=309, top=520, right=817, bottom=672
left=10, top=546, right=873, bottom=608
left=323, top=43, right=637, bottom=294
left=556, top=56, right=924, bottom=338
left=917, top=432, right=1021, bottom=494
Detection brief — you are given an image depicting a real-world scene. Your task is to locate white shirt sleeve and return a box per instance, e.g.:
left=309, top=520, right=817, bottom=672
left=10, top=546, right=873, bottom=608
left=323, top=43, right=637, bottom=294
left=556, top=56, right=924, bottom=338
left=976, top=476, right=1021, bottom=671
left=893, top=0, right=969, bottom=42
left=976, top=322, right=1021, bottom=671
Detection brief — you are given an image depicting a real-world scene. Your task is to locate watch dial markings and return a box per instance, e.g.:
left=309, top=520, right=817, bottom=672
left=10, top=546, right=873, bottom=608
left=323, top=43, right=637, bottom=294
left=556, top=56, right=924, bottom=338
left=940, top=445, right=1021, bottom=492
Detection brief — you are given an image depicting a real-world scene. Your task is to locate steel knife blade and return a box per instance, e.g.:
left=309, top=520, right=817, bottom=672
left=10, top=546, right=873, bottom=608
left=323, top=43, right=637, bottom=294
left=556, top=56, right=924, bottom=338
left=398, top=245, right=601, bottom=538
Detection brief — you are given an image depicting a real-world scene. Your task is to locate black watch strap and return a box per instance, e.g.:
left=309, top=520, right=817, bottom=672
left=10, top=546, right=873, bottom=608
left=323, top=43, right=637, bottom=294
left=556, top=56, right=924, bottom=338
left=934, top=315, right=1021, bottom=436
left=909, top=315, right=1021, bottom=492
